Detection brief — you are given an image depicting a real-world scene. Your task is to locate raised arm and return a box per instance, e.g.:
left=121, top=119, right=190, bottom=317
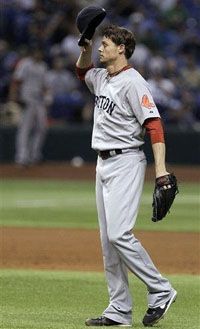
left=76, top=40, right=93, bottom=68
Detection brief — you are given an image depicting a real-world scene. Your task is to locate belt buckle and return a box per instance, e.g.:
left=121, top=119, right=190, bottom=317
left=99, top=149, right=122, bottom=160
left=110, top=150, right=116, bottom=156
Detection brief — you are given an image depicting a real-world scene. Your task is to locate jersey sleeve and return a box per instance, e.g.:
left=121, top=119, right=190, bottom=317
left=85, top=68, right=103, bottom=94
left=127, top=79, right=160, bottom=125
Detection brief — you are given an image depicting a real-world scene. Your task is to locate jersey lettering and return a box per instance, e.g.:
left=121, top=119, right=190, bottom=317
left=95, top=95, right=116, bottom=116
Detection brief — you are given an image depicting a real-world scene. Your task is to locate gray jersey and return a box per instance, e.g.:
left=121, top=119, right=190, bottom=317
left=85, top=67, right=160, bottom=151
left=14, top=57, right=47, bottom=103
left=84, top=65, right=176, bottom=327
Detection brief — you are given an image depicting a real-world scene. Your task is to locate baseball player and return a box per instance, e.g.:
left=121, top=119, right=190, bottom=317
left=76, top=24, right=177, bottom=327
left=9, top=47, right=48, bottom=166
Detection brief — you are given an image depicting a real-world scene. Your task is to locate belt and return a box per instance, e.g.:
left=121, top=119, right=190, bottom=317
left=98, top=149, right=122, bottom=160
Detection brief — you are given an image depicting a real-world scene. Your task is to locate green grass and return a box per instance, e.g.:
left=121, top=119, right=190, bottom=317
left=0, top=269, right=199, bottom=329
left=0, top=180, right=199, bottom=232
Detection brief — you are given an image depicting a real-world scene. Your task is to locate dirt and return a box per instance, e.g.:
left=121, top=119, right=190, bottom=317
left=1, top=227, right=199, bottom=274
left=0, top=163, right=199, bottom=182
left=0, top=163, right=199, bottom=274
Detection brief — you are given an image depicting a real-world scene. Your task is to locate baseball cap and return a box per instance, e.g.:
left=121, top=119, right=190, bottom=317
left=76, top=5, right=106, bottom=46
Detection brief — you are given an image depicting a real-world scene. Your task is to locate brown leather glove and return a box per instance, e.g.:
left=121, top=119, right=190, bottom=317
left=152, top=173, right=179, bottom=222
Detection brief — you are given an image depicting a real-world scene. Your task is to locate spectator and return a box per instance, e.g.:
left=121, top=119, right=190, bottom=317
left=168, top=89, right=197, bottom=129
left=61, top=23, right=81, bottom=66
left=46, top=56, right=84, bottom=122
left=0, top=0, right=199, bottom=128
left=148, top=72, right=181, bottom=122
left=180, top=55, right=200, bottom=90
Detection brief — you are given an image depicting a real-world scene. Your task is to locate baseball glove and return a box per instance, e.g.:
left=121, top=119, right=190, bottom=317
left=152, top=173, right=179, bottom=222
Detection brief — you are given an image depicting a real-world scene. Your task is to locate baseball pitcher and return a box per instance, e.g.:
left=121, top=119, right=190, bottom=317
left=76, top=7, right=178, bottom=327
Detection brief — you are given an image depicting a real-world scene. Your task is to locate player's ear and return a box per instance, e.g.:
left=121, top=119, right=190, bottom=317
left=118, top=44, right=125, bottom=55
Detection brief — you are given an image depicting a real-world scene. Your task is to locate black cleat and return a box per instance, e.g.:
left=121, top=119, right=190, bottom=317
left=85, top=316, right=132, bottom=326
left=142, top=290, right=177, bottom=327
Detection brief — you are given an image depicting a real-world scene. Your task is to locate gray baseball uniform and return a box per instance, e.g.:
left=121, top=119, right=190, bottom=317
left=85, top=67, right=176, bottom=325
left=14, top=57, right=47, bottom=165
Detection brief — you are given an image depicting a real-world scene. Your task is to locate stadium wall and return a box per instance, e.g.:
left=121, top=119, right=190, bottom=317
left=0, top=125, right=199, bottom=164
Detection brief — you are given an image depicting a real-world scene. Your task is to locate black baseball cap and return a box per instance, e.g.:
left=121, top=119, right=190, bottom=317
left=76, top=5, right=106, bottom=46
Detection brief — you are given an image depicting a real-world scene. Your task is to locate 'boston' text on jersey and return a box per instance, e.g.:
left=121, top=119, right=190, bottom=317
left=95, top=95, right=116, bottom=115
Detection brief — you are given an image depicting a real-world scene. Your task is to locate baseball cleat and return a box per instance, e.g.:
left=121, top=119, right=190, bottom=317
left=85, top=316, right=132, bottom=326
left=142, top=290, right=177, bottom=327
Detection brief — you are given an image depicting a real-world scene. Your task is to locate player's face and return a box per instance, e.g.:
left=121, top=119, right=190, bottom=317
left=98, top=36, right=123, bottom=65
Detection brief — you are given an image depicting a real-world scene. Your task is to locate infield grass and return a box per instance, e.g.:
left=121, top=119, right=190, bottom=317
left=0, top=180, right=199, bottom=232
left=1, top=269, right=199, bottom=329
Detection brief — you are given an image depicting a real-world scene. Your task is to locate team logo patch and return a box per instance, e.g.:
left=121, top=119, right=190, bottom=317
left=141, top=94, right=155, bottom=109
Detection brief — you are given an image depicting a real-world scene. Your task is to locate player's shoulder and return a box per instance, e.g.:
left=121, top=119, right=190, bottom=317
left=87, top=67, right=106, bottom=76
left=85, top=67, right=106, bottom=81
left=15, top=57, right=32, bottom=69
left=126, top=67, right=148, bottom=86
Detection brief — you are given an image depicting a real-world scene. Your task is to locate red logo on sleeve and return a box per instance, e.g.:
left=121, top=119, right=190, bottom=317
left=141, top=94, right=155, bottom=109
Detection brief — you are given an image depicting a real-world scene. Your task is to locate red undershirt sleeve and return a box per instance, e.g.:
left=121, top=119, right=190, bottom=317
left=143, top=117, right=165, bottom=144
left=76, top=64, right=94, bottom=81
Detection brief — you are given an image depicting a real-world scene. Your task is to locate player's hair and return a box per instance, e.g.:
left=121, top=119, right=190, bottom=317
left=102, top=24, right=136, bottom=59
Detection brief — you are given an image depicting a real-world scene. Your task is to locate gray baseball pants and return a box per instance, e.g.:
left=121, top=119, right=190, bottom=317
left=15, top=100, right=47, bottom=165
left=96, top=149, right=175, bottom=325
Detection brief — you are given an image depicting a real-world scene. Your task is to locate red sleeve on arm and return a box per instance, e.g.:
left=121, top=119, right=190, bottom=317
left=76, top=64, right=94, bottom=81
left=144, top=118, right=165, bottom=144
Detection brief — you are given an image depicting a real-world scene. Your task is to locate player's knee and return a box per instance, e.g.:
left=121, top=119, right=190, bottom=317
left=108, top=234, right=118, bottom=245
left=107, top=231, right=125, bottom=245
left=108, top=230, right=136, bottom=246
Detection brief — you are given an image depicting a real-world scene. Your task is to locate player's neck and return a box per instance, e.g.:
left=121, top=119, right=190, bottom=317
left=106, top=59, right=129, bottom=76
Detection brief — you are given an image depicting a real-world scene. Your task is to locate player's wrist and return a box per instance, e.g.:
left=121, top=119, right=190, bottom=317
left=155, top=167, right=169, bottom=178
left=155, top=171, right=169, bottom=178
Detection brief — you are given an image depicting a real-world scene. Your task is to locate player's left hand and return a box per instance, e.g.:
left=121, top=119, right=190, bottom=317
left=152, top=173, right=179, bottom=222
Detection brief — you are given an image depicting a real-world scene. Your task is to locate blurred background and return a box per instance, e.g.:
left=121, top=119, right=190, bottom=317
left=0, top=0, right=199, bottom=164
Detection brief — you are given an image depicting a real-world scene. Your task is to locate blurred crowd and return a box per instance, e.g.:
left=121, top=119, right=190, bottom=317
left=0, top=0, right=200, bottom=129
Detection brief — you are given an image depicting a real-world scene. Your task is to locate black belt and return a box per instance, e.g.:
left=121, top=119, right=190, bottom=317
left=98, top=149, right=122, bottom=160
